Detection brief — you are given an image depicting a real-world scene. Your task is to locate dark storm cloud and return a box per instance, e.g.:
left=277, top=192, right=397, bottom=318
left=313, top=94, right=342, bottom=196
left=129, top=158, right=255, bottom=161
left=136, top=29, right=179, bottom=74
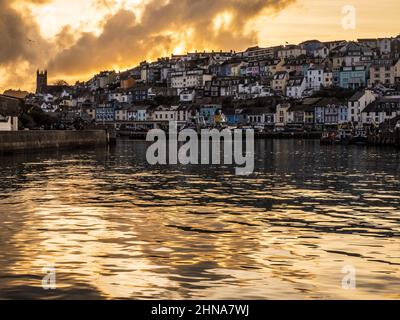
left=0, top=0, right=45, bottom=65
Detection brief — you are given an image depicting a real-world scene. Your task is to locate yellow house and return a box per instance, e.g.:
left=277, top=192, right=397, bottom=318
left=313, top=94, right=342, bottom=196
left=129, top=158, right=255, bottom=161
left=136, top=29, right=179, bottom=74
left=262, top=58, right=285, bottom=76
left=272, top=71, right=289, bottom=94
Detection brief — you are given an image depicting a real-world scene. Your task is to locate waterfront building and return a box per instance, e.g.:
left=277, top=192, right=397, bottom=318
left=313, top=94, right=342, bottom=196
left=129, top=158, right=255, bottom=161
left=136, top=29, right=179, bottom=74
left=275, top=103, right=291, bottom=128
left=115, top=104, right=130, bottom=121
left=314, top=97, right=345, bottom=126
left=199, top=105, right=221, bottom=125
left=96, top=102, right=116, bottom=123
left=288, top=98, right=321, bottom=128
left=361, top=97, right=400, bottom=125
left=245, top=107, right=276, bottom=128
left=153, top=105, right=178, bottom=121
left=0, top=95, right=20, bottom=131
left=223, top=108, right=246, bottom=126
left=347, top=89, right=376, bottom=123
left=287, top=104, right=307, bottom=126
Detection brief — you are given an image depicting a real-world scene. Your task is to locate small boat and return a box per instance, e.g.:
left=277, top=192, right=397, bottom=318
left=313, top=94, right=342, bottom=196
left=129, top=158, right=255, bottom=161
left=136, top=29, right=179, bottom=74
left=320, top=131, right=336, bottom=145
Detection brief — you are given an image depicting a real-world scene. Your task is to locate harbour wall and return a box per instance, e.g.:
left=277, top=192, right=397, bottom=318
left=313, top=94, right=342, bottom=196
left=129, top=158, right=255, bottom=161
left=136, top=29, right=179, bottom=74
left=0, top=130, right=108, bottom=153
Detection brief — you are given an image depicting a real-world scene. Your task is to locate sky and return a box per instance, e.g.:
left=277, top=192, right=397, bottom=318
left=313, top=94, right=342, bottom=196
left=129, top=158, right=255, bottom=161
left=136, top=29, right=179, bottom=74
left=0, top=0, right=399, bottom=92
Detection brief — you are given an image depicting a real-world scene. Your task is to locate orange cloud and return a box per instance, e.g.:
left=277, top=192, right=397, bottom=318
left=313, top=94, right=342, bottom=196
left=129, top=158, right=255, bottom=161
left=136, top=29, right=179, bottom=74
left=1, top=0, right=297, bottom=92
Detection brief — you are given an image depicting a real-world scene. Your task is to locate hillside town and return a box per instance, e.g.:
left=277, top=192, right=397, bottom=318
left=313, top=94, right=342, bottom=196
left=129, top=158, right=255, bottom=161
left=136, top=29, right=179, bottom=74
left=2, top=36, right=400, bottom=136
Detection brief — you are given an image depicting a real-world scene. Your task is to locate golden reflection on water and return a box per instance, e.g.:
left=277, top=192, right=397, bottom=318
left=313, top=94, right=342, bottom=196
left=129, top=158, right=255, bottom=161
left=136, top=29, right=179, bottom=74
left=0, top=140, right=399, bottom=299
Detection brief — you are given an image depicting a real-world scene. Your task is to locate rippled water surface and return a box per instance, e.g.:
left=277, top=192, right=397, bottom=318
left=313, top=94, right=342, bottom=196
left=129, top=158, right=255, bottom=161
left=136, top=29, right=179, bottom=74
left=0, top=139, right=399, bottom=299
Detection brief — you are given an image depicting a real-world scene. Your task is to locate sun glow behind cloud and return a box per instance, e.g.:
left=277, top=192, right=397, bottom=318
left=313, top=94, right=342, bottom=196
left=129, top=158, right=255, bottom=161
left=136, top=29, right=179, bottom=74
left=213, top=12, right=233, bottom=32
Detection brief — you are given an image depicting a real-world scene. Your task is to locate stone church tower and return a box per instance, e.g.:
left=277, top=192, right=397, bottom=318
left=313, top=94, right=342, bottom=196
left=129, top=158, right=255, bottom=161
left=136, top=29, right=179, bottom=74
left=36, top=70, right=47, bottom=94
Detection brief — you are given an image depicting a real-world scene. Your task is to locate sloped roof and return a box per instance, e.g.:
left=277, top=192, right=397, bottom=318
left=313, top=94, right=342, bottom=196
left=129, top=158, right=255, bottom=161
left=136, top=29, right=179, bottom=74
left=349, top=90, right=366, bottom=102
left=314, top=97, right=343, bottom=107
left=244, top=106, right=275, bottom=115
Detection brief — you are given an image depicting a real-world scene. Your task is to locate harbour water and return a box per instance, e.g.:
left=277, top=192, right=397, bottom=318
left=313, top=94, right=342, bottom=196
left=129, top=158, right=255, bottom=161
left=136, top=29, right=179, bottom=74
left=0, top=139, right=399, bottom=299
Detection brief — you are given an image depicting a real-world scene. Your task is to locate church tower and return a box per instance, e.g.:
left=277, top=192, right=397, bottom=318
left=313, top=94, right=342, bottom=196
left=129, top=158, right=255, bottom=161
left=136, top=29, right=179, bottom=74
left=36, top=70, right=48, bottom=94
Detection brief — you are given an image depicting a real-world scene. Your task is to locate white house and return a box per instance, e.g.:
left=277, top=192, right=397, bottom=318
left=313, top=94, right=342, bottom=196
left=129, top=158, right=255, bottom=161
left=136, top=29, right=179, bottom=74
left=307, top=66, right=325, bottom=91
left=361, top=97, right=400, bottom=125
left=347, top=89, right=376, bottom=123
left=153, top=105, right=178, bottom=121
left=275, top=103, right=291, bottom=128
left=286, top=77, right=307, bottom=98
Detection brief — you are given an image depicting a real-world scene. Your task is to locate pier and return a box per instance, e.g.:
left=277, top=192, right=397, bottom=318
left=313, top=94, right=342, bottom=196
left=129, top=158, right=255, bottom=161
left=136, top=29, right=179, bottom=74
left=0, top=130, right=109, bottom=153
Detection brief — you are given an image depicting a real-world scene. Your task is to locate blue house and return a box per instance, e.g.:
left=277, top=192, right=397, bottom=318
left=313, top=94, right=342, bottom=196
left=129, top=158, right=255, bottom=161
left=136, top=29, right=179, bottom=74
left=129, top=87, right=148, bottom=102
left=224, top=109, right=246, bottom=125
left=338, top=105, right=348, bottom=123
left=339, top=66, right=367, bottom=89
left=96, top=101, right=116, bottom=123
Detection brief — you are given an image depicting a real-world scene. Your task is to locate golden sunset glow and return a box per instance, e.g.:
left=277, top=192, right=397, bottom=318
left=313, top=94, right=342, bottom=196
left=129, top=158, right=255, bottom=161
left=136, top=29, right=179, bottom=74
left=0, top=0, right=399, bottom=92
